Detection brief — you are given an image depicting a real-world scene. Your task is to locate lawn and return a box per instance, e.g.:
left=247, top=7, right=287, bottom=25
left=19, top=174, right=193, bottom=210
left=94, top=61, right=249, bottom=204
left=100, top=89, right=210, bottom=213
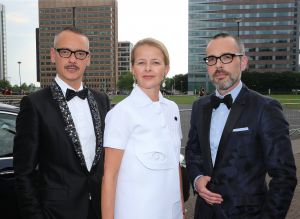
left=111, top=94, right=300, bottom=105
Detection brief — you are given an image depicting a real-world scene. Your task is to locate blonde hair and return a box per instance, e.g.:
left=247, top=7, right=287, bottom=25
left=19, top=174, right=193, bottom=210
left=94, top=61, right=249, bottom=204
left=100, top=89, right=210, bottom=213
left=131, top=38, right=170, bottom=65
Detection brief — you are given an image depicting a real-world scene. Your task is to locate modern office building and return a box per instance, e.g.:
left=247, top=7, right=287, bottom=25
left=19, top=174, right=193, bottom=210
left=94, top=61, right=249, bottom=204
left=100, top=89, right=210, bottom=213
left=118, top=41, right=132, bottom=76
left=38, top=0, right=118, bottom=92
left=0, top=4, right=7, bottom=81
left=188, top=0, right=300, bottom=93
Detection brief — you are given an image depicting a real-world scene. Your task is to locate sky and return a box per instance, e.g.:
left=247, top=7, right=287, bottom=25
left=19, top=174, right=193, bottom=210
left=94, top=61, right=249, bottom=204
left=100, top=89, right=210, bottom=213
left=1, top=0, right=188, bottom=86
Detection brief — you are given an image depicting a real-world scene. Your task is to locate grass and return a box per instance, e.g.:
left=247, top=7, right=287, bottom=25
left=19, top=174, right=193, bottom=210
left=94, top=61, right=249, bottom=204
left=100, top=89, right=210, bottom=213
left=111, top=94, right=300, bottom=108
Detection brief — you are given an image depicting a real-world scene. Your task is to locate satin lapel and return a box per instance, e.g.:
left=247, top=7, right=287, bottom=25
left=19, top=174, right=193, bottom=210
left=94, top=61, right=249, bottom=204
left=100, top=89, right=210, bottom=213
left=50, top=81, right=87, bottom=169
left=86, top=90, right=103, bottom=171
left=201, top=101, right=214, bottom=174
left=213, top=87, right=248, bottom=170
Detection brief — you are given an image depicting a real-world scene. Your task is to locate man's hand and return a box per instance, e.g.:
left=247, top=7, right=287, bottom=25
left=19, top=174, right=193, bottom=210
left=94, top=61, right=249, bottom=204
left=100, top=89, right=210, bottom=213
left=195, top=176, right=223, bottom=205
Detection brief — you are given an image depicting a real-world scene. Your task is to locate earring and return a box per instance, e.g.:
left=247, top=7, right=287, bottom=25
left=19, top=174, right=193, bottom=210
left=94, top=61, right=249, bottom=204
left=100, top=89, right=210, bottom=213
left=162, top=74, right=166, bottom=88
left=133, top=75, right=137, bottom=88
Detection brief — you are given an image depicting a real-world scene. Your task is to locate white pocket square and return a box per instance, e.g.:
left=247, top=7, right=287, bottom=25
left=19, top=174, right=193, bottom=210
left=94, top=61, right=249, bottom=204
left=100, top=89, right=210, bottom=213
left=233, top=127, right=249, bottom=132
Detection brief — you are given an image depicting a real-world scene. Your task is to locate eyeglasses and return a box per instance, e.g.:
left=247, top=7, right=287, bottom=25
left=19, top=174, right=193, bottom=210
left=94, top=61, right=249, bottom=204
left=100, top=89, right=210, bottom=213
left=55, top=48, right=90, bottom=60
left=203, top=53, right=243, bottom=66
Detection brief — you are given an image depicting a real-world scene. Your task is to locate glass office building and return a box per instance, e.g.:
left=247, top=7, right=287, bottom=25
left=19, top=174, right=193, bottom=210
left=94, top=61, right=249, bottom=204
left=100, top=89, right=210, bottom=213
left=38, top=0, right=118, bottom=92
left=188, top=0, right=300, bottom=93
left=0, top=4, right=7, bottom=81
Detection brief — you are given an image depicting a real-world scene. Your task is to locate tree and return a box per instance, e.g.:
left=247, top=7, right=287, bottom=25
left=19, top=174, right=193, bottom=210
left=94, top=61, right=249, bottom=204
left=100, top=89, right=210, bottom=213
left=117, top=71, right=134, bottom=93
left=0, top=80, right=12, bottom=90
left=173, top=74, right=188, bottom=93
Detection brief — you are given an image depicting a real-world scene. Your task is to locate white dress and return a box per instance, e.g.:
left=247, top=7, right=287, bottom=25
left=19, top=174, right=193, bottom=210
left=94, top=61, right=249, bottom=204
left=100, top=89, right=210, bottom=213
left=104, top=86, right=183, bottom=219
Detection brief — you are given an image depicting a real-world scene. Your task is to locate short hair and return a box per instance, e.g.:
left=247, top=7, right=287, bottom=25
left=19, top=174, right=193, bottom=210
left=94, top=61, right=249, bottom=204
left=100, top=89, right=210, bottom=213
left=53, top=27, right=89, bottom=47
left=211, top=32, right=245, bottom=54
left=131, top=38, right=170, bottom=66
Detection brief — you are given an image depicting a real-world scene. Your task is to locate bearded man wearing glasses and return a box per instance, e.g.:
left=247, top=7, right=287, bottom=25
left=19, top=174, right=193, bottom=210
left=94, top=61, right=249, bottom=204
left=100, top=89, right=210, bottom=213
left=185, top=32, right=297, bottom=219
left=14, top=27, right=110, bottom=219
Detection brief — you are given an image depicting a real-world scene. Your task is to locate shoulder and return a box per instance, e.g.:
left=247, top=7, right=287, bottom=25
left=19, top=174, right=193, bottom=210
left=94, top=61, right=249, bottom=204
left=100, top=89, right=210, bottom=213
left=245, top=88, right=280, bottom=107
left=88, top=89, right=110, bottom=112
left=162, top=97, right=179, bottom=110
left=192, top=95, right=211, bottom=109
left=22, top=87, right=51, bottom=104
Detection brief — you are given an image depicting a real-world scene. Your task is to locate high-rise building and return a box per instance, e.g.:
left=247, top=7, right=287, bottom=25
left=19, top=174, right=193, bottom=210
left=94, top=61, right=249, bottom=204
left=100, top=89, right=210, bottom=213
left=0, top=4, right=7, bottom=81
left=38, top=0, right=118, bottom=92
left=118, top=41, right=132, bottom=76
left=188, top=0, right=300, bottom=93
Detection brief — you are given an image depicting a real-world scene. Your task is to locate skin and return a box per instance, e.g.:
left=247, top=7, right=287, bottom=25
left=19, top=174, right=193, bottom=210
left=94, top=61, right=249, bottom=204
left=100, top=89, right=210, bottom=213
left=206, top=36, right=248, bottom=96
left=101, top=44, right=185, bottom=219
left=195, top=36, right=248, bottom=205
left=50, top=30, right=90, bottom=90
left=132, top=44, right=170, bottom=101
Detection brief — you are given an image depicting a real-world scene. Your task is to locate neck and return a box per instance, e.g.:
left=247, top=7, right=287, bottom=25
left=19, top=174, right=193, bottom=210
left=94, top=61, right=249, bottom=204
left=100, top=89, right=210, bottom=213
left=139, top=86, right=160, bottom=102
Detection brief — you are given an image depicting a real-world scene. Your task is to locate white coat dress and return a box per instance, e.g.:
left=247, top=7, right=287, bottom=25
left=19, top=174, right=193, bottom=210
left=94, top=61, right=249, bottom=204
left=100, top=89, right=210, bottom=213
left=104, top=85, right=183, bottom=219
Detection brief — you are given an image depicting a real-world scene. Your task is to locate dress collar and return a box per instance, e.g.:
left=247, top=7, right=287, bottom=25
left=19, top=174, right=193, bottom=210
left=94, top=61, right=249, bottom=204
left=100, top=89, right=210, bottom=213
left=130, top=85, right=167, bottom=107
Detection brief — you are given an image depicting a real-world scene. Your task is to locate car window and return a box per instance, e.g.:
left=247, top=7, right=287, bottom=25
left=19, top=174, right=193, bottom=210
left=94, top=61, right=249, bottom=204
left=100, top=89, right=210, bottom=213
left=0, top=112, right=16, bottom=157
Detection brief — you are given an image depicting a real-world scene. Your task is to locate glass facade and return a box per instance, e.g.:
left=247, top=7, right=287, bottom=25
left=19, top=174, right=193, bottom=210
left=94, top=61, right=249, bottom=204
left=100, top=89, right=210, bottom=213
left=38, top=0, right=118, bottom=92
left=188, top=0, right=300, bottom=93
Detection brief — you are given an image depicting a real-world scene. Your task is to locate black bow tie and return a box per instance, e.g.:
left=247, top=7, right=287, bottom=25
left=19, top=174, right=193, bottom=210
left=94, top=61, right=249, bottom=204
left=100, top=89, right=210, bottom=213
left=65, top=88, right=88, bottom=101
left=210, top=94, right=233, bottom=109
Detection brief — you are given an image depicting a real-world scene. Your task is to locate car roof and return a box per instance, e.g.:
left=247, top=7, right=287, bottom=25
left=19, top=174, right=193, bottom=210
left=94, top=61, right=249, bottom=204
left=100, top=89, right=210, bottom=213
left=0, top=102, right=19, bottom=114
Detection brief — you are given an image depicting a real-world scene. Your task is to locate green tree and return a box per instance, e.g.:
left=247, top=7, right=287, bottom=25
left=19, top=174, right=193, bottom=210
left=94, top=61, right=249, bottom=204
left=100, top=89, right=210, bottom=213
left=117, top=71, right=134, bottom=93
left=173, top=74, right=188, bottom=93
left=0, top=80, right=12, bottom=90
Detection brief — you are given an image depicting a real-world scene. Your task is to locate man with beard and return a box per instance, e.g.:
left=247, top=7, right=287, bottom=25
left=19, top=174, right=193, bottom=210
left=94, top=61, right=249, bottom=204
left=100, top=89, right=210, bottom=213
left=14, top=27, right=110, bottom=219
left=185, top=33, right=297, bottom=219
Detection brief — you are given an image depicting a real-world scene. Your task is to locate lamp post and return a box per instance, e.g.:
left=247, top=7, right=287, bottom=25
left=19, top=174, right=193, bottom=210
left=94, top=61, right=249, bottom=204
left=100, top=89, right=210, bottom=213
left=180, top=80, right=183, bottom=94
left=235, top=18, right=242, bottom=37
left=17, top=61, right=22, bottom=88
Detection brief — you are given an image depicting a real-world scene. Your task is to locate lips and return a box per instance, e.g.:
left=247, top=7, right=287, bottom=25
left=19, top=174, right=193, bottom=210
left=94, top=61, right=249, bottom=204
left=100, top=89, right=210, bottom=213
left=143, top=75, right=154, bottom=80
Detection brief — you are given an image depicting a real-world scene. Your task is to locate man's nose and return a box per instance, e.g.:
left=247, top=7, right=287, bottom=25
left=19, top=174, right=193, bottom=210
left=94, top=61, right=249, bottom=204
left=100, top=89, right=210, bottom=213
left=215, top=58, right=223, bottom=68
left=68, top=53, right=77, bottom=62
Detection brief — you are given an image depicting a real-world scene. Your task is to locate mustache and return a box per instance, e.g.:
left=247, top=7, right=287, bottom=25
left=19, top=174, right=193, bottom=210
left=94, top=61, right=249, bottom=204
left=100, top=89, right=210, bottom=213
left=214, top=69, right=229, bottom=75
left=65, top=64, right=79, bottom=70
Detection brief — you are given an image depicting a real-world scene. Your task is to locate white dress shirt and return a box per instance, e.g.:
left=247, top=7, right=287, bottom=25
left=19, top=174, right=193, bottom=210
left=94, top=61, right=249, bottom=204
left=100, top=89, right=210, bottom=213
left=210, top=81, right=242, bottom=165
left=55, top=76, right=96, bottom=171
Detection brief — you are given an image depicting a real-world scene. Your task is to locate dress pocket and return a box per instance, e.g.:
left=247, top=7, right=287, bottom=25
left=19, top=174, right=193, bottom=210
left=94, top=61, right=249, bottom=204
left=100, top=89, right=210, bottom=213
left=134, top=143, right=176, bottom=170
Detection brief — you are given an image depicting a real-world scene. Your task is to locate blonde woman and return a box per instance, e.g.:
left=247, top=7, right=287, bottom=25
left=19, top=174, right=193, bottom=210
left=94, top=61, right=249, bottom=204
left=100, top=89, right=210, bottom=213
left=101, top=38, right=185, bottom=219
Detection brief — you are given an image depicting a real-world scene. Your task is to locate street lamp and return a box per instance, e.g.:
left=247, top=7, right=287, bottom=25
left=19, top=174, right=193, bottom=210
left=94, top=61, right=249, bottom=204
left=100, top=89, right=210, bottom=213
left=235, top=18, right=242, bottom=37
left=180, top=80, right=183, bottom=94
left=17, top=61, right=22, bottom=88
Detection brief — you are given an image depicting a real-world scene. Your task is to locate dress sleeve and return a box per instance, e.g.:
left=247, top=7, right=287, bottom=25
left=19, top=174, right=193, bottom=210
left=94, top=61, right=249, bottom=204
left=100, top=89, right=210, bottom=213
left=103, top=105, right=130, bottom=150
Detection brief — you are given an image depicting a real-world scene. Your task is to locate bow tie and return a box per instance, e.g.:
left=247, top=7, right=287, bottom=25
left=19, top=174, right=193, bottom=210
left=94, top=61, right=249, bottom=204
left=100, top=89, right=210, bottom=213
left=210, top=94, right=233, bottom=109
left=65, top=88, right=88, bottom=101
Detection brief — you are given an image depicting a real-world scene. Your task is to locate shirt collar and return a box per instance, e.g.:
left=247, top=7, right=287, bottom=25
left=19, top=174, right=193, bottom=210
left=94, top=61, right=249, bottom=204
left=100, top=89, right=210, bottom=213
left=215, top=80, right=242, bottom=103
left=55, top=76, right=83, bottom=97
left=130, top=85, right=167, bottom=107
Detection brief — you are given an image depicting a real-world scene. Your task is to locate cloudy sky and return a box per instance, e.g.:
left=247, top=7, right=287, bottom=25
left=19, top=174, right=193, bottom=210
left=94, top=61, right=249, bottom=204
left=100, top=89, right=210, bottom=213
left=1, top=0, right=188, bottom=86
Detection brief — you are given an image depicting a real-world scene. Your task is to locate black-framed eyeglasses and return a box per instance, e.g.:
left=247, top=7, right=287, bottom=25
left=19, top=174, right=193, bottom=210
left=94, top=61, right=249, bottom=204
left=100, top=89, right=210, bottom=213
left=203, top=53, right=243, bottom=66
left=55, top=48, right=90, bottom=60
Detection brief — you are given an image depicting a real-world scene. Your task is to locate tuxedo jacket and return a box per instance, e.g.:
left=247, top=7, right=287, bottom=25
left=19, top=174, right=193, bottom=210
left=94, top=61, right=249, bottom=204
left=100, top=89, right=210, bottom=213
left=185, top=85, right=297, bottom=219
left=13, top=82, right=110, bottom=219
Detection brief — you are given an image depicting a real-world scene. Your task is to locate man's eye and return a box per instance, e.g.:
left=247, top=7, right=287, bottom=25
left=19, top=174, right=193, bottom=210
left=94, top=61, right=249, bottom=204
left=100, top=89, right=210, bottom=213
left=61, top=50, right=69, bottom=54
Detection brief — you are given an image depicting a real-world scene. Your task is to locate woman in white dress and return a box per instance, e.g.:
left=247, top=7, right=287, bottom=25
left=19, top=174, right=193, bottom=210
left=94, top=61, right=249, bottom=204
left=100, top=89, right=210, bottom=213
left=101, top=38, right=185, bottom=219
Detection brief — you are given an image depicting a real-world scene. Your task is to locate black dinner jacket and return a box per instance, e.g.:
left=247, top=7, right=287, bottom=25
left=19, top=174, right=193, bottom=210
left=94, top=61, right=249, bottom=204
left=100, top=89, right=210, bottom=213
left=185, top=84, right=297, bottom=219
left=13, top=82, right=110, bottom=219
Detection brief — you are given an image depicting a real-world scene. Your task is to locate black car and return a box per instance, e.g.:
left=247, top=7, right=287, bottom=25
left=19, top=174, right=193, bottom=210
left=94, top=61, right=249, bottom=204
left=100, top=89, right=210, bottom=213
left=0, top=103, right=20, bottom=218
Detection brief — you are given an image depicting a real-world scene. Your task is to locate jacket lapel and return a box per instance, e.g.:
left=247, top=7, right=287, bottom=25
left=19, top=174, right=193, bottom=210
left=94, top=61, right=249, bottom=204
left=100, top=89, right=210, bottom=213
left=213, top=86, right=248, bottom=170
left=50, top=81, right=87, bottom=170
left=86, top=90, right=104, bottom=171
left=200, top=99, right=214, bottom=175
